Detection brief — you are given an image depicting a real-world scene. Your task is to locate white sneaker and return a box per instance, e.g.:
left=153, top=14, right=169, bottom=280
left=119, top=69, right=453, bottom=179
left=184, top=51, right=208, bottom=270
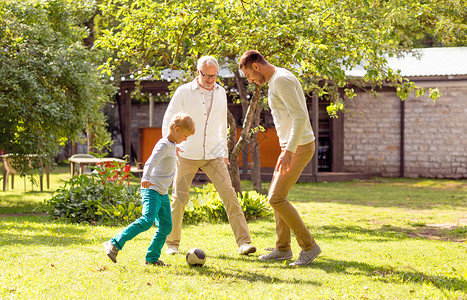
left=165, top=246, right=179, bottom=255
left=289, top=244, right=321, bottom=266
left=238, top=244, right=257, bottom=255
left=258, top=249, right=293, bottom=261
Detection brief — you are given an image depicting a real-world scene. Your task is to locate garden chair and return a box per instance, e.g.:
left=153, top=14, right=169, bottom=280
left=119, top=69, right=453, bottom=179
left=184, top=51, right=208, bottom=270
left=119, top=164, right=131, bottom=186
left=2, top=155, right=49, bottom=192
left=95, top=161, right=121, bottom=183
left=2, top=157, right=18, bottom=191
left=95, top=162, right=131, bottom=186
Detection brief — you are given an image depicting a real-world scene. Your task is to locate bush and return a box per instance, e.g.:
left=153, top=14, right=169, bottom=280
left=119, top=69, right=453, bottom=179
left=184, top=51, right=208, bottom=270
left=183, top=183, right=272, bottom=224
left=238, top=190, right=273, bottom=220
left=46, top=171, right=142, bottom=225
left=47, top=176, right=272, bottom=225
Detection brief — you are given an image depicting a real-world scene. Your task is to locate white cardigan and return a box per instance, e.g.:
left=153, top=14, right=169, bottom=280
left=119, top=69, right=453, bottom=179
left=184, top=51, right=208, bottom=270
left=162, top=79, right=228, bottom=160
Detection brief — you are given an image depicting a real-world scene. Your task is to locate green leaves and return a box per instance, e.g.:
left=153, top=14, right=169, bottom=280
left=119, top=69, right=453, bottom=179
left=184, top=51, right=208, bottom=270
left=94, top=0, right=462, bottom=118
left=429, top=88, right=441, bottom=102
left=183, top=183, right=271, bottom=224
left=238, top=190, right=272, bottom=220
left=0, top=0, right=113, bottom=167
left=46, top=172, right=142, bottom=225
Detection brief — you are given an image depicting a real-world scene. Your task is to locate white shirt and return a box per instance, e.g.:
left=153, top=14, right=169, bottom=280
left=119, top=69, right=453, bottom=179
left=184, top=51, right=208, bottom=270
left=268, top=67, right=315, bottom=153
left=203, top=89, right=214, bottom=120
left=162, top=78, right=228, bottom=160
left=141, top=137, right=177, bottom=195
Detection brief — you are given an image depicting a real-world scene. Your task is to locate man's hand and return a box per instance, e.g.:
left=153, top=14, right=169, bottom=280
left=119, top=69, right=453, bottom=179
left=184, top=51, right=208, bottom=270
left=224, top=158, right=230, bottom=165
left=141, top=181, right=155, bottom=188
left=276, top=150, right=293, bottom=174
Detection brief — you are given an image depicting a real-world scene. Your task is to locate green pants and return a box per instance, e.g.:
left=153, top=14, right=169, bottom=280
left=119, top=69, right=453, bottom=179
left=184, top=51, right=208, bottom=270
left=111, top=188, right=172, bottom=263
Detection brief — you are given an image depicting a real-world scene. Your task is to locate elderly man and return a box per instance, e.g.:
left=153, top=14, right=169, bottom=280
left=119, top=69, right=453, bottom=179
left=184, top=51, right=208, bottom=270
left=162, top=56, right=256, bottom=256
left=238, top=50, right=321, bottom=266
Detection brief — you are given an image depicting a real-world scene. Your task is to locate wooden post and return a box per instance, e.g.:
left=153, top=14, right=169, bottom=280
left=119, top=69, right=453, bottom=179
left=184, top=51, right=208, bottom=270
left=311, top=93, right=319, bottom=181
left=149, top=93, right=154, bottom=127
left=2, top=164, right=7, bottom=191
left=400, top=100, right=405, bottom=177
left=40, top=171, right=43, bottom=191
left=331, top=111, right=345, bottom=172
left=46, top=166, right=50, bottom=189
left=86, top=119, right=90, bottom=154
left=125, top=89, right=132, bottom=158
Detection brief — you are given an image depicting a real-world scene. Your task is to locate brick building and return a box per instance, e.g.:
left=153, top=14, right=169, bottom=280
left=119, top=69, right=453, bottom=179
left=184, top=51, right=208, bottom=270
left=344, top=47, right=467, bottom=179
left=119, top=47, right=467, bottom=181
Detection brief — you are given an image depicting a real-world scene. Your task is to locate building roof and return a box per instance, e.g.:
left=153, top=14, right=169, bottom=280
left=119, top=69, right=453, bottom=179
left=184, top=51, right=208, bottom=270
left=129, top=47, right=467, bottom=81
left=345, top=47, right=467, bottom=78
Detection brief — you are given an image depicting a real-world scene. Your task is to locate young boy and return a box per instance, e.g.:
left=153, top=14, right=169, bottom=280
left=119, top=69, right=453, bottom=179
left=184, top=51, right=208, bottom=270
left=104, top=113, right=195, bottom=266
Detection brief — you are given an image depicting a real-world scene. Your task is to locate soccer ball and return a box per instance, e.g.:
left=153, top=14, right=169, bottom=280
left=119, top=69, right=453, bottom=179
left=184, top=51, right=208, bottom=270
left=186, top=248, right=206, bottom=267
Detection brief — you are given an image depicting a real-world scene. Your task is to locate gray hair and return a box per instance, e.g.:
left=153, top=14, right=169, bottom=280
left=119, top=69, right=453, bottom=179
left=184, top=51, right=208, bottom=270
left=197, top=56, right=218, bottom=70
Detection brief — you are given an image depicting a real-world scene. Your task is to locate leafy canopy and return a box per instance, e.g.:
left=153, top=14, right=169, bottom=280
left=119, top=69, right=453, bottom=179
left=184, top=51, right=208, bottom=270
left=0, top=0, right=113, bottom=173
left=96, top=0, right=465, bottom=112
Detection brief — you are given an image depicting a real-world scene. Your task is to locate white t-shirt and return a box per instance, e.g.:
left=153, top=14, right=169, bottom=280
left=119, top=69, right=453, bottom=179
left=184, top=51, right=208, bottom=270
left=141, top=137, right=177, bottom=195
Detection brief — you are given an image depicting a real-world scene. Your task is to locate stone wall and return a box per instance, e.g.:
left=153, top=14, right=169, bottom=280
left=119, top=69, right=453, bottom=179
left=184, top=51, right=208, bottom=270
left=344, top=80, right=467, bottom=179
left=343, top=91, right=401, bottom=177
left=404, top=83, right=467, bottom=178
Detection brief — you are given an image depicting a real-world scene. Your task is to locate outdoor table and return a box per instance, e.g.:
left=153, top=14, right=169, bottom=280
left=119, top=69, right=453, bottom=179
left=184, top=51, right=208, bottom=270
left=68, top=157, right=125, bottom=176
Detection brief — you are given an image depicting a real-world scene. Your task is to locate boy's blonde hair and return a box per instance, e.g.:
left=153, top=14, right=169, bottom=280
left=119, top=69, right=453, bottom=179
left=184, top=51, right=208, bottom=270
left=169, top=113, right=195, bottom=134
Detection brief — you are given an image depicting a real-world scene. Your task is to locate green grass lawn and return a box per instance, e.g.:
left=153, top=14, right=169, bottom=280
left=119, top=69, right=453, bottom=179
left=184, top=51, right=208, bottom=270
left=1, top=164, right=466, bottom=299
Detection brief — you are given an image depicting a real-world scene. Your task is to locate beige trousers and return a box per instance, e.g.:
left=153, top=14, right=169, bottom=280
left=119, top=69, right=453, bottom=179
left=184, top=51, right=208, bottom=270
left=166, top=156, right=251, bottom=248
left=268, top=141, right=316, bottom=252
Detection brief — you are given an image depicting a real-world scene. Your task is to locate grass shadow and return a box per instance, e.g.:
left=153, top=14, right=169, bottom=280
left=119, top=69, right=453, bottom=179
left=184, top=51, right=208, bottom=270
left=318, top=224, right=467, bottom=243
left=0, top=191, right=52, bottom=214
left=315, top=257, right=467, bottom=293
left=209, top=253, right=466, bottom=293
left=167, top=260, right=321, bottom=286
left=0, top=215, right=98, bottom=246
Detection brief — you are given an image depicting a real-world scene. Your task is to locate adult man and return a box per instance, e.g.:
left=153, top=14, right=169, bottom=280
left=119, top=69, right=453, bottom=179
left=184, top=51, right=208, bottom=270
left=162, top=56, right=256, bottom=256
left=238, top=50, right=321, bottom=266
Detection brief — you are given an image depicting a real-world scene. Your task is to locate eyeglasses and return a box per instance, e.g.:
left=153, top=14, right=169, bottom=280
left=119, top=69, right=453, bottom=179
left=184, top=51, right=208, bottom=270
left=199, top=70, right=218, bottom=80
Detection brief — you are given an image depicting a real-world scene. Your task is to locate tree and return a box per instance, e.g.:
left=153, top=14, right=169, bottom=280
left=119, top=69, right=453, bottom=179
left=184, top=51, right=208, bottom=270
left=0, top=0, right=113, bottom=174
left=95, top=0, right=465, bottom=191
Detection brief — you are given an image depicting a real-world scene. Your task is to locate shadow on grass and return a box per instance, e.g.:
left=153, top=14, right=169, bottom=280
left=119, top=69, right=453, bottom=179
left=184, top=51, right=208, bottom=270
left=0, top=191, right=52, bottom=214
left=321, top=224, right=467, bottom=243
left=167, top=260, right=321, bottom=286
left=251, top=223, right=466, bottom=243
left=208, top=254, right=466, bottom=293
left=0, top=215, right=96, bottom=246
left=314, top=257, right=467, bottom=293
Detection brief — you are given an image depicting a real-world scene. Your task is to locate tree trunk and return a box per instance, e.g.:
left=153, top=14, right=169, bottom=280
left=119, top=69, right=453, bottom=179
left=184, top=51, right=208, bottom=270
left=226, top=85, right=262, bottom=194
left=234, top=69, right=250, bottom=178
left=227, top=109, right=241, bottom=193
left=227, top=69, right=264, bottom=193
left=231, top=84, right=261, bottom=157
left=83, top=13, right=96, bottom=49
left=250, top=102, right=264, bottom=192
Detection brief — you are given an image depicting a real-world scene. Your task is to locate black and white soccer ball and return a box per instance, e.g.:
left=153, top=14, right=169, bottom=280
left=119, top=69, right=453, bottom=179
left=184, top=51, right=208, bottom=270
left=186, top=248, right=206, bottom=267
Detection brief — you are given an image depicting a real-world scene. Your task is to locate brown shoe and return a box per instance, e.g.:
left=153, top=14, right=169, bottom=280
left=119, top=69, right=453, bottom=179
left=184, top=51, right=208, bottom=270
left=145, top=260, right=170, bottom=267
left=104, top=241, right=118, bottom=263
